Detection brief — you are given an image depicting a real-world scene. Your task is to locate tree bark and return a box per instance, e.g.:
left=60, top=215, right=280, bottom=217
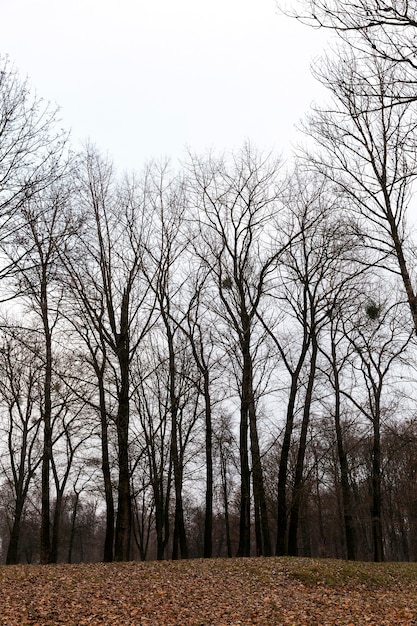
left=114, top=293, right=132, bottom=562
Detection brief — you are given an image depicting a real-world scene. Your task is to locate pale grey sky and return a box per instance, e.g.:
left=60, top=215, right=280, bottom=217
left=0, top=0, right=328, bottom=172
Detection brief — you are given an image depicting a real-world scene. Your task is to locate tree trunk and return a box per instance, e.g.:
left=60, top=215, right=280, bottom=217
left=288, top=334, right=318, bottom=556
left=203, top=371, right=213, bottom=558
left=67, top=491, right=80, bottom=564
left=236, top=386, right=251, bottom=557
left=6, top=430, right=32, bottom=565
left=50, top=491, right=64, bottom=563
left=6, top=500, right=24, bottom=565
left=220, top=449, right=233, bottom=558
left=114, top=296, right=132, bottom=562
left=96, top=366, right=115, bottom=563
left=330, top=331, right=357, bottom=560
left=114, top=374, right=131, bottom=562
left=245, top=349, right=271, bottom=556
left=167, top=323, right=188, bottom=560
left=372, top=407, right=384, bottom=562
left=385, top=199, right=417, bottom=334
left=276, top=329, right=310, bottom=556
left=276, top=374, right=301, bottom=556
left=170, top=418, right=188, bottom=560
left=40, top=274, right=53, bottom=565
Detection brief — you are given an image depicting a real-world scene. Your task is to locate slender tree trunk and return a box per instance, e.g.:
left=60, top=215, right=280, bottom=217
left=288, top=334, right=318, bottom=556
left=6, top=500, right=25, bottom=565
left=236, top=385, right=251, bottom=557
left=152, top=456, right=171, bottom=561
left=276, top=374, right=300, bottom=556
left=203, top=371, right=213, bottom=558
left=40, top=275, right=53, bottom=565
left=245, top=349, right=271, bottom=556
left=167, top=324, right=188, bottom=560
left=276, top=330, right=310, bottom=556
left=50, top=491, right=64, bottom=563
left=67, top=490, right=80, bottom=564
left=6, top=434, right=31, bottom=564
left=141, top=393, right=171, bottom=561
left=372, top=403, right=384, bottom=562
left=330, top=332, right=356, bottom=560
left=154, top=483, right=166, bottom=561
left=171, top=420, right=188, bottom=560
left=385, top=202, right=417, bottom=334
left=114, top=294, right=132, bottom=562
left=114, top=361, right=132, bottom=562
left=96, top=366, right=114, bottom=562
left=220, top=450, right=233, bottom=558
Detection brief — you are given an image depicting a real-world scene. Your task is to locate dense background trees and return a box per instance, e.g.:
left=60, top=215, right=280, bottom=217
left=1, top=3, right=417, bottom=563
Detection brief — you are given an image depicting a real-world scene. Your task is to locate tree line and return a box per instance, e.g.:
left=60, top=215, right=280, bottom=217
left=1, top=0, right=417, bottom=564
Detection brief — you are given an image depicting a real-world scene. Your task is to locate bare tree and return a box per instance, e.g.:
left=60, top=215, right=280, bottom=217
left=1, top=178, right=80, bottom=564
left=258, top=172, right=363, bottom=555
left=143, top=164, right=200, bottom=560
left=49, top=377, right=92, bottom=564
left=0, top=329, right=43, bottom=564
left=0, top=56, right=67, bottom=258
left=133, top=347, right=172, bottom=561
left=181, top=271, right=218, bottom=559
left=342, top=290, right=413, bottom=561
left=303, top=50, right=417, bottom=334
left=188, top=144, right=289, bottom=557
left=61, top=292, right=117, bottom=562
left=317, top=290, right=359, bottom=560
left=63, top=147, right=155, bottom=561
left=287, top=0, right=417, bottom=85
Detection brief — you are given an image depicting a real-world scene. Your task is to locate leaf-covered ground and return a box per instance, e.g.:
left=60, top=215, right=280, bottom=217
left=1, top=557, right=417, bottom=625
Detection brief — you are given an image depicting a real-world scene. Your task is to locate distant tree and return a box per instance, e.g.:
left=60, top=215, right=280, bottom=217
left=0, top=330, right=43, bottom=564
left=133, top=348, right=173, bottom=561
left=49, top=375, right=92, bottom=564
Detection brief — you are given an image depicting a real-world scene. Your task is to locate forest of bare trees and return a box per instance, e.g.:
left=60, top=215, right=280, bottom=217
left=1, top=0, right=417, bottom=565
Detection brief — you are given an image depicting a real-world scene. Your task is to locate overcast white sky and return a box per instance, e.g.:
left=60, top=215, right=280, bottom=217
left=0, top=0, right=329, bottom=173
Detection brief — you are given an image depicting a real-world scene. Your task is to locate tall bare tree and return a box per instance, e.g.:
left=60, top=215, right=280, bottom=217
left=258, top=172, right=362, bottom=555
left=188, top=144, right=289, bottom=557
left=63, top=148, right=155, bottom=561
left=143, top=164, right=201, bottom=560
